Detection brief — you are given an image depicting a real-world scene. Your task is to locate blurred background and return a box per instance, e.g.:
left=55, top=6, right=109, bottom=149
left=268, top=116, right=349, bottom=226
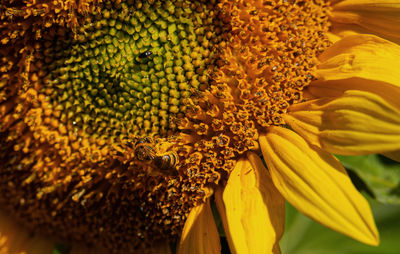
left=280, top=200, right=400, bottom=254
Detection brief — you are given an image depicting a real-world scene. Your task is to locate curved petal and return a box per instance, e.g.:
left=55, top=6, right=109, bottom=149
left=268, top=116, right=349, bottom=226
left=326, top=31, right=343, bottom=44
left=284, top=90, right=400, bottom=155
left=177, top=198, right=221, bottom=254
left=215, top=153, right=285, bottom=254
left=0, top=211, right=54, bottom=254
left=331, top=1, right=400, bottom=40
left=259, top=127, right=379, bottom=246
left=307, top=78, right=400, bottom=111
left=214, top=188, right=236, bottom=254
left=316, top=34, right=400, bottom=89
left=311, top=34, right=400, bottom=110
left=329, top=22, right=400, bottom=45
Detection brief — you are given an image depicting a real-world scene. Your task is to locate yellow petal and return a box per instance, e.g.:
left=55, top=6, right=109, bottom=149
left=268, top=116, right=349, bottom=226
left=259, top=127, right=379, bottom=246
left=308, top=78, right=400, bottom=111
left=316, top=34, right=400, bottom=89
left=382, top=150, right=400, bottom=163
left=177, top=199, right=221, bottom=254
left=311, top=33, right=400, bottom=110
left=326, top=31, right=342, bottom=44
left=329, top=22, right=400, bottom=45
left=215, top=153, right=285, bottom=254
left=331, top=1, right=400, bottom=40
left=214, top=188, right=237, bottom=254
left=284, top=90, right=400, bottom=155
left=0, top=211, right=54, bottom=254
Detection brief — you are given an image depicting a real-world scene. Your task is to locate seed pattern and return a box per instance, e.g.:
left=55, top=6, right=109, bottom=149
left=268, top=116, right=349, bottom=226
left=0, top=0, right=333, bottom=252
left=0, top=0, right=224, bottom=252
left=177, top=0, right=332, bottom=194
left=34, top=0, right=216, bottom=137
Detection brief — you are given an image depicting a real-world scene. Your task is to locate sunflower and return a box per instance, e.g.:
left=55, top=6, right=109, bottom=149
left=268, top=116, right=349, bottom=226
left=0, top=0, right=399, bottom=253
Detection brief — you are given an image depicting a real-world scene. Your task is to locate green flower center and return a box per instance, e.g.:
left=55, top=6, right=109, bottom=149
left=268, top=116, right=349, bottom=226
left=39, top=0, right=215, bottom=138
left=0, top=0, right=224, bottom=252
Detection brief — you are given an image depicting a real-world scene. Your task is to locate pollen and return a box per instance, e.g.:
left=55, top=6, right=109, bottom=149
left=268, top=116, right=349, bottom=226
left=0, top=0, right=225, bottom=252
left=177, top=0, right=332, bottom=193
left=0, top=0, right=333, bottom=252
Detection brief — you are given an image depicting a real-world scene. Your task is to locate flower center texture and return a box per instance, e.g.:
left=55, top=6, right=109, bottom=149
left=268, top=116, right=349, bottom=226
left=38, top=0, right=215, bottom=138
left=0, top=0, right=331, bottom=252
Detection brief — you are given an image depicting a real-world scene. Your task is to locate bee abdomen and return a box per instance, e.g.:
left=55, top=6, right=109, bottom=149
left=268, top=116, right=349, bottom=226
left=154, top=152, right=178, bottom=172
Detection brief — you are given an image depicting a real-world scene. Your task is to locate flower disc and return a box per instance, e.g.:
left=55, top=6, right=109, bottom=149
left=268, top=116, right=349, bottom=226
left=0, top=0, right=226, bottom=252
left=39, top=0, right=216, bottom=138
left=0, top=0, right=334, bottom=252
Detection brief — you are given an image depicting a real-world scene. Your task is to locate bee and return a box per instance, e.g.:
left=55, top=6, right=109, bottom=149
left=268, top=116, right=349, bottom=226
left=134, top=137, right=156, bottom=161
left=153, top=152, right=179, bottom=173
left=134, top=137, right=179, bottom=175
left=139, top=50, right=153, bottom=59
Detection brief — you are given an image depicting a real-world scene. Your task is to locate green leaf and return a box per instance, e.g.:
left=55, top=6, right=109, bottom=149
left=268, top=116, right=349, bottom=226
left=336, top=154, right=400, bottom=205
left=280, top=199, right=400, bottom=254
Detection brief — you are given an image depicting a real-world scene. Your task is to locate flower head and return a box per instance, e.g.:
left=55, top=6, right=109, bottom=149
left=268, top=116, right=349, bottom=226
left=1, top=0, right=400, bottom=253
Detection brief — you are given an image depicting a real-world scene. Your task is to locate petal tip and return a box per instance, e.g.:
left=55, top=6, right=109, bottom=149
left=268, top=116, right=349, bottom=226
left=363, top=227, right=380, bottom=247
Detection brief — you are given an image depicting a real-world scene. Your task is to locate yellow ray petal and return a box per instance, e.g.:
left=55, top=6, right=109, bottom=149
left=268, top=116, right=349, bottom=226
left=329, top=22, right=400, bottom=45
left=331, top=1, right=400, bottom=40
left=214, top=188, right=237, bottom=254
left=311, top=33, right=400, bottom=109
left=284, top=90, right=400, bottom=155
left=0, top=211, right=54, bottom=254
left=326, top=31, right=342, bottom=44
left=381, top=150, right=400, bottom=163
left=215, top=153, right=285, bottom=254
left=316, top=34, right=400, bottom=89
left=177, top=198, right=221, bottom=254
left=307, top=78, right=400, bottom=111
left=259, top=127, right=379, bottom=246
